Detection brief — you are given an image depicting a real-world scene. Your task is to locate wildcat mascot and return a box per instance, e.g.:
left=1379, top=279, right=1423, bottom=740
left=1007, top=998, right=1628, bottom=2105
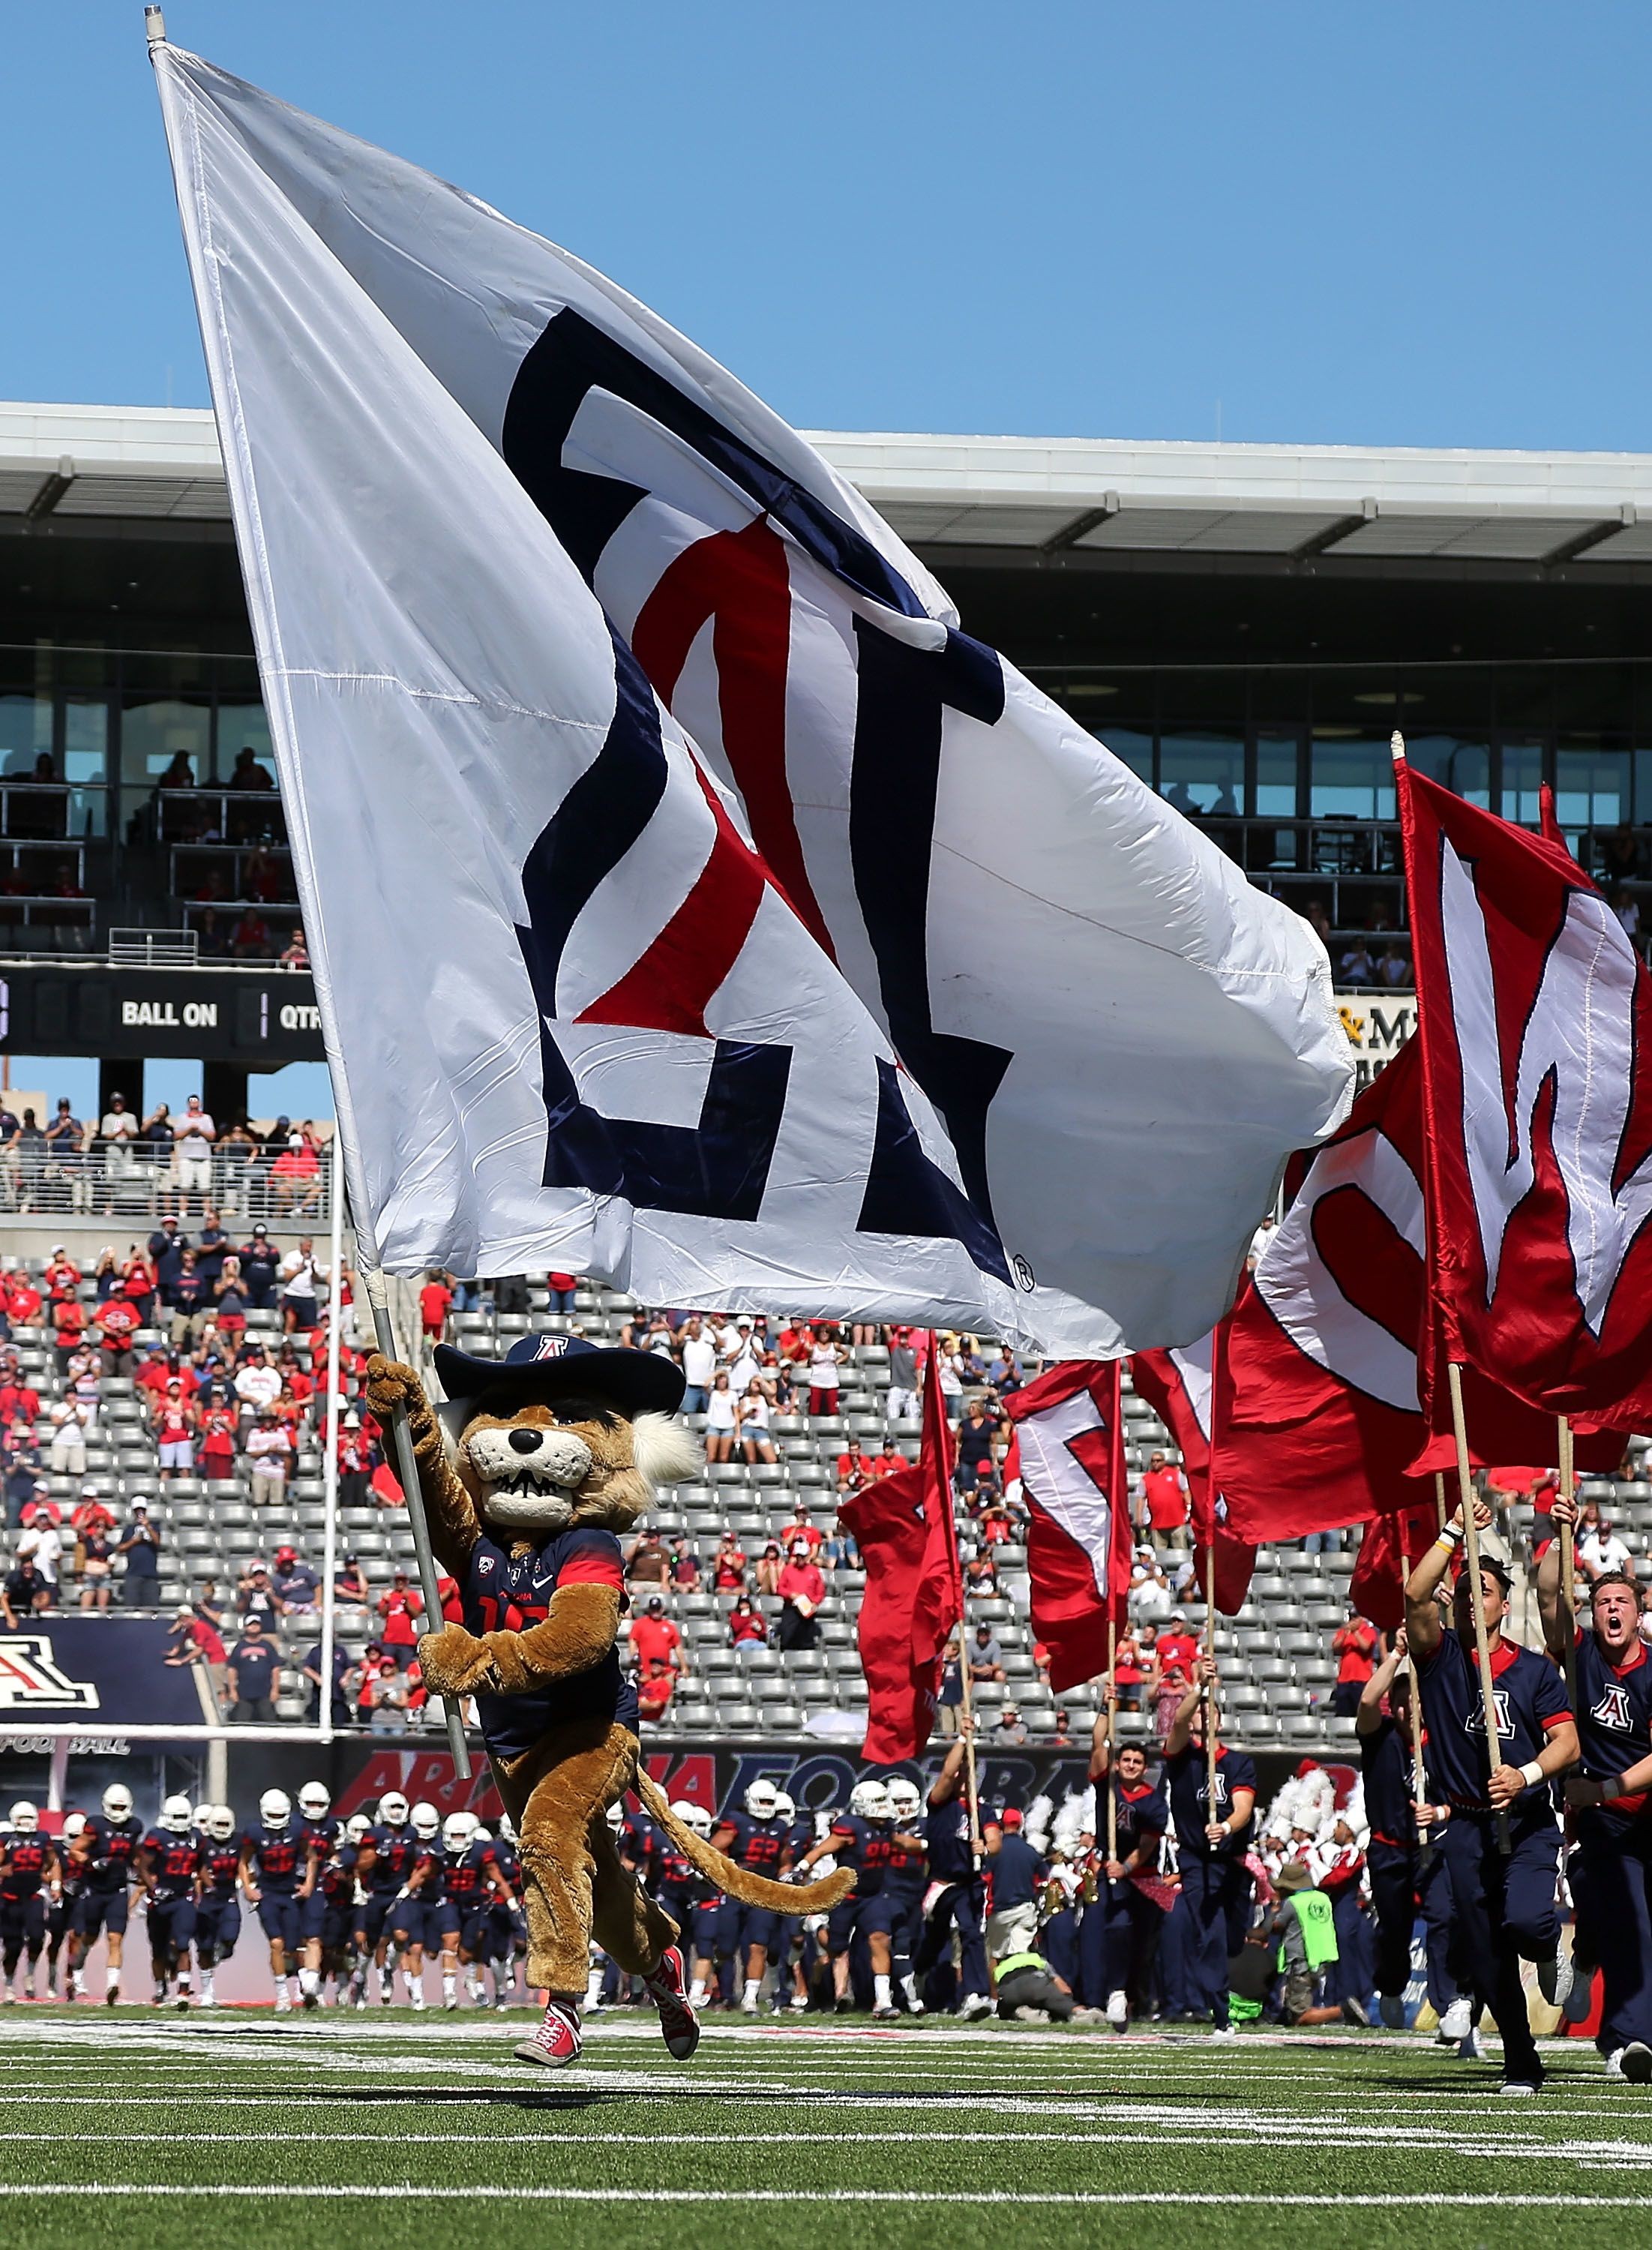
left=364, top=1334, right=853, bottom=2067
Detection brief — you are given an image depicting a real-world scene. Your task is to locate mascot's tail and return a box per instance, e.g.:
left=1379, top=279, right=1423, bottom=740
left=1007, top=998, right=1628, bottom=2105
left=635, top=1774, right=855, bottom=1913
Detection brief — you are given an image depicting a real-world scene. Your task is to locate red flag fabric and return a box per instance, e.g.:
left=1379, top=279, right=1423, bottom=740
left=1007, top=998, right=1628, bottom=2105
left=1132, top=1334, right=1258, bottom=1616
left=1399, top=754, right=1652, bottom=1426
left=1003, top=1360, right=1131, bottom=1693
left=836, top=1346, right=959, bottom=1761
left=1348, top=1495, right=1442, bottom=1634
left=1216, top=1038, right=1624, bottom=1547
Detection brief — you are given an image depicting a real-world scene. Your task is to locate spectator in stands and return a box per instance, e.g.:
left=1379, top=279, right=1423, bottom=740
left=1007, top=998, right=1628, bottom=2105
left=197, top=1396, right=238, bottom=1484
left=737, top=1380, right=777, bottom=1466
left=141, top=1105, right=176, bottom=1205
left=277, top=1237, right=324, bottom=1333
left=154, top=1382, right=198, bottom=1483
left=376, top=1569, right=424, bottom=1667
left=1114, top=1628, right=1147, bottom=1712
left=97, top=1092, right=140, bottom=1202
left=211, top=1256, right=249, bottom=1346
left=625, top=1530, right=671, bottom=1588
left=44, top=1099, right=86, bottom=1214
left=117, top=1248, right=155, bottom=1328
left=703, top=1372, right=737, bottom=1464
left=4, top=1450, right=39, bottom=1529
left=166, top=1602, right=227, bottom=1702
left=235, top=1346, right=283, bottom=1417
left=783, top=1503, right=823, bottom=1561
left=238, top=1225, right=280, bottom=1309
left=271, top=1134, right=322, bottom=1220
left=174, top=1096, right=216, bottom=1214
left=301, top=1636, right=352, bottom=1729
left=280, top=926, right=309, bottom=970
left=1378, top=940, right=1411, bottom=987
left=16, top=1508, right=62, bottom=1605
left=882, top=1328, right=919, bottom=1426
left=807, top=1328, right=847, bottom=1416
left=245, top=1408, right=292, bottom=1507
left=47, top=1396, right=89, bottom=1477
left=76, top=1516, right=113, bottom=1608
left=226, top=1615, right=279, bottom=1722
left=629, top=1594, right=685, bottom=1718
left=94, top=1288, right=141, bottom=1375
left=712, top=1532, right=748, bottom=1592
left=237, top=1564, right=282, bottom=1628
left=964, top=1547, right=999, bottom=1598
left=955, top=1400, right=997, bottom=1491
left=231, top=906, right=271, bottom=960
left=419, top=1270, right=453, bottom=1352
left=1330, top=1606, right=1382, bottom=1716
left=987, top=1342, right=1023, bottom=1394
left=678, top=1316, right=715, bottom=1414
left=1, top=1552, right=49, bottom=1626
left=776, top=1540, right=824, bottom=1651
left=969, top=1623, right=1006, bottom=1684
left=229, top=744, right=274, bottom=795
left=332, top=1555, right=370, bottom=1608
left=1339, top=938, right=1376, bottom=987
left=361, top=1653, right=412, bottom=1732
left=335, top=1412, right=370, bottom=1509
left=666, top=1535, right=700, bottom=1592
left=727, top=1593, right=768, bottom=1660
left=1580, top=1510, right=1635, bottom=1584
left=116, top=1498, right=162, bottom=1607
left=272, top=1545, right=319, bottom=1613
left=994, top=1705, right=1030, bottom=1748
left=754, top=1541, right=784, bottom=1597
left=13, top=1110, right=44, bottom=1209
left=836, top=1434, right=875, bottom=1494
left=167, top=1247, right=214, bottom=1348
left=1138, top=1450, right=1189, bottom=1553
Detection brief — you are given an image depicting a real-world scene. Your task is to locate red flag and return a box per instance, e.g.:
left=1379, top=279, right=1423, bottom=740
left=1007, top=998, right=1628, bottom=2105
left=1348, top=1494, right=1441, bottom=1634
left=1003, top=1360, right=1130, bottom=1693
left=836, top=1346, right=959, bottom=1761
left=1398, top=754, right=1652, bottom=1426
left=1132, top=1332, right=1258, bottom=1617
left=1216, top=1038, right=1624, bottom=1547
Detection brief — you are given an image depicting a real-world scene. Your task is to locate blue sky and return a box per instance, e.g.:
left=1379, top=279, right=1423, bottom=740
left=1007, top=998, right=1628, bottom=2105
left=4, top=0, right=1651, bottom=452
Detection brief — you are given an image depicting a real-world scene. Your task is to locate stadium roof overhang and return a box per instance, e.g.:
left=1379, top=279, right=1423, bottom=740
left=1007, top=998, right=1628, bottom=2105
left=7, top=400, right=1652, bottom=573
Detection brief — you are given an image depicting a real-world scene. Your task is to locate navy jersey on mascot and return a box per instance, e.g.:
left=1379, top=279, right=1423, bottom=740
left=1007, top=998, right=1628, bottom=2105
left=460, top=1525, right=640, bottom=1756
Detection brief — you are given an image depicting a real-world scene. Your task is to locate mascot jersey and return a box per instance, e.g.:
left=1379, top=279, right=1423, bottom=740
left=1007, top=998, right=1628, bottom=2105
left=461, top=1523, right=640, bottom=1756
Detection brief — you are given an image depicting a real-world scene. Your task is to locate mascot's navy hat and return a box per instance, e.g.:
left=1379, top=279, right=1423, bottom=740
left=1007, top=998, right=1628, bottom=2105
left=433, top=1333, right=685, bottom=1420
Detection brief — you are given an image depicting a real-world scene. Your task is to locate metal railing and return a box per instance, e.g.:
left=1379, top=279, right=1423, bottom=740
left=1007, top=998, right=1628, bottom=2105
left=0, top=1139, right=334, bottom=1227
left=107, top=926, right=199, bottom=967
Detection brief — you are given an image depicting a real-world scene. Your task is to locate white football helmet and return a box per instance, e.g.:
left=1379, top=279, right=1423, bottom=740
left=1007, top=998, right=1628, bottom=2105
left=772, top=1790, right=796, bottom=1825
left=344, top=1813, right=372, bottom=1846
left=410, top=1801, right=440, bottom=1841
left=9, top=1802, right=38, bottom=1833
left=442, top=1811, right=478, bottom=1854
left=885, top=1778, right=922, bottom=1824
left=849, top=1780, right=891, bottom=1822
left=676, top=1801, right=712, bottom=1840
left=496, top=1812, right=516, bottom=1844
left=191, top=1802, right=213, bottom=1834
left=745, top=1780, right=779, bottom=1821
left=377, top=1792, right=410, bottom=1827
left=605, top=1801, right=625, bottom=1833
left=62, top=1813, right=86, bottom=1842
left=207, top=1805, right=237, bottom=1842
left=471, top=1826, right=492, bottom=1844
left=298, top=1782, right=331, bottom=1820
left=159, top=1794, right=193, bottom=1834
left=259, top=1789, right=292, bottom=1828
left=101, top=1784, right=133, bottom=1823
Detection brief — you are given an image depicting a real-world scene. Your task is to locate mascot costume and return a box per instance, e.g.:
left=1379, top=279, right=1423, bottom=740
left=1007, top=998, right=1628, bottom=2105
left=364, top=1334, right=853, bottom=2066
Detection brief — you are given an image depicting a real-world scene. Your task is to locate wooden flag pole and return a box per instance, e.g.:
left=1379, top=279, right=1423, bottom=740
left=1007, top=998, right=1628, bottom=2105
left=1204, top=1541, right=1219, bottom=1821
left=1397, top=1526, right=1430, bottom=1864
left=931, top=1335, right=980, bottom=1864
left=1557, top=1415, right=1580, bottom=1708
left=1447, top=1360, right=1507, bottom=1852
left=1434, top=1472, right=1448, bottom=1535
left=1105, top=1612, right=1119, bottom=1865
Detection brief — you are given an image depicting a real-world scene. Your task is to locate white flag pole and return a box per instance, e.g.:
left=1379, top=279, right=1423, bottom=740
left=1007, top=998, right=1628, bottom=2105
left=318, top=1126, right=343, bottom=1744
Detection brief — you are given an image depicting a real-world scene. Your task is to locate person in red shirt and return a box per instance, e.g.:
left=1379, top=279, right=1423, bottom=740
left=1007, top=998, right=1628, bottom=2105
left=1151, top=1614, right=1201, bottom=1740
left=835, top=1437, right=874, bottom=1493
left=629, top=1594, right=684, bottom=1720
left=1330, top=1606, right=1383, bottom=1718
left=547, top=1270, right=579, bottom=1315
left=1138, top=1450, right=1189, bottom=1552
left=51, top=1295, right=88, bottom=1375
left=1114, top=1630, right=1147, bottom=1711
left=95, top=1294, right=142, bottom=1374
left=369, top=1460, right=403, bottom=1508
left=3, top=1276, right=43, bottom=1328
left=198, top=1403, right=239, bottom=1481
left=776, top=1543, right=826, bottom=1651
left=712, top=1533, right=748, bottom=1592
left=43, top=1253, right=81, bottom=1303
left=376, top=1570, right=424, bottom=1666
left=783, top=1505, right=823, bottom=1557
left=418, top=1270, right=453, bottom=1346
left=0, top=1376, right=40, bottom=1426
left=873, top=1444, right=907, bottom=1479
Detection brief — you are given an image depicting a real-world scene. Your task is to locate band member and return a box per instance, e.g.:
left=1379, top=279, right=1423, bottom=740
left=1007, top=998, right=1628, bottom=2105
left=1406, top=1499, right=1579, bottom=2097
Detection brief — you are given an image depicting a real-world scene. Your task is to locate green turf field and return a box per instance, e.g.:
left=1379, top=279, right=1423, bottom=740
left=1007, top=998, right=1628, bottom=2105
left=1, top=2012, right=1650, bottom=2247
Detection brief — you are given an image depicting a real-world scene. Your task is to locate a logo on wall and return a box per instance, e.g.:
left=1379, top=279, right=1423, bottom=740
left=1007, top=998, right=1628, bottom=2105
left=0, top=1636, right=100, bottom=1711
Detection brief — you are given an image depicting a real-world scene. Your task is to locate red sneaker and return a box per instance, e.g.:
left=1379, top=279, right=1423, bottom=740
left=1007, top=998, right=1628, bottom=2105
left=514, top=1998, right=583, bottom=2069
left=643, top=1945, right=700, bottom=2061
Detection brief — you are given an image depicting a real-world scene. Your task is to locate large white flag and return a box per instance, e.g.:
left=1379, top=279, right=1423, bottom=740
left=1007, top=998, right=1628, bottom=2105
left=153, top=43, right=1351, bottom=1352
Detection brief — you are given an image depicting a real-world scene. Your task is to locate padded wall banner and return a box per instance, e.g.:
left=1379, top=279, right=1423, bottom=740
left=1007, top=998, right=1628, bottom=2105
left=0, top=1618, right=214, bottom=1730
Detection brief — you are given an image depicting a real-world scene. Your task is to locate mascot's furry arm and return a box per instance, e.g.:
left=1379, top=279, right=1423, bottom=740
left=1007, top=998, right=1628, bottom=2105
left=418, top=1584, right=622, bottom=1700
left=363, top=1355, right=482, bottom=1576
left=633, top=1774, right=856, bottom=1915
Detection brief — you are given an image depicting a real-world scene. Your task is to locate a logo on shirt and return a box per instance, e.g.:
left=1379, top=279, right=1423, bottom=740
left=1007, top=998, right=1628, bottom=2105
left=1465, top=1689, right=1513, bottom=1740
left=477, top=1556, right=495, bottom=1576
left=0, top=1636, right=100, bottom=1711
left=1591, top=1683, right=1635, bottom=1733
left=1197, top=1772, right=1229, bottom=1810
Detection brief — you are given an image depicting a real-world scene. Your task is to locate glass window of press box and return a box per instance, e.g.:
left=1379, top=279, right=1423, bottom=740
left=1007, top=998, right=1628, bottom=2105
left=1037, top=661, right=1652, bottom=933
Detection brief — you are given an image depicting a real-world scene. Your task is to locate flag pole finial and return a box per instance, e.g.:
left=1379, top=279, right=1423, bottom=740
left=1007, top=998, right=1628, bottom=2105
left=144, top=6, right=166, bottom=46
left=1390, top=730, right=1407, bottom=767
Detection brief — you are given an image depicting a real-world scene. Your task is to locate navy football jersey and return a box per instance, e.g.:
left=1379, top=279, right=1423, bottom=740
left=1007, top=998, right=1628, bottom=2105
left=436, top=1840, right=498, bottom=1907
left=319, top=1844, right=359, bottom=1905
left=0, top=1833, right=53, bottom=1901
left=925, top=1797, right=976, bottom=1883
left=1362, top=1716, right=1424, bottom=1848
left=142, top=1828, right=204, bottom=1900
left=298, top=1814, right=341, bottom=1858
left=720, top=1811, right=790, bottom=1880
left=1165, top=1743, right=1257, bottom=1858
left=244, top=1820, right=309, bottom=1894
left=652, top=1832, right=711, bottom=1912
left=363, top=1822, right=423, bottom=1894
left=1573, top=1631, right=1652, bottom=1828
left=1109, top=1778, right=1169, bottom=1864
left=488, top=1837, right=521, bottom=1893
left=829, top=1814, right=898, bottom=1897
left=202, top=1842, right=241, bottom=1897
left=1415, top=1631, right=1570, bottom=1811
left=460, top=1525, right=639, bottom=1757
left=79, top=1814, right=142, bottom=1892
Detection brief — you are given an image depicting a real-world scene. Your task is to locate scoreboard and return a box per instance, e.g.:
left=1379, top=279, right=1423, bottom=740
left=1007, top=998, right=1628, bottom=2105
left=0, top=964, right=326, bottom=1062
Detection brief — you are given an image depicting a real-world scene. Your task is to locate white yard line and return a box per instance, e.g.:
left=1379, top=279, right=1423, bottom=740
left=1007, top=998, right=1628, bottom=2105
left=8, top=2186, right=1652, bottom=2206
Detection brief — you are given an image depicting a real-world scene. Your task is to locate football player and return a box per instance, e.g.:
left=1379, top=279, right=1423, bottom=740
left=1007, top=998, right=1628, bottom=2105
left=796, top=1779, right=902, bottom=2017
left=883, top=1778, right=929, bottom=2015
left=1540, top=1488, right=1652, bottom=2082
left=483, top=1812, right=526, bottom=2009
left=240, top=1787, right=318, bottom=2013
left=1407, top=1500, right=1579, bottom=2097
left=194, top=1806, right=243, bottom=2008
left=0, top=1802, right=59, bottom=2002
left=432, top=1810, right=511, bottom=2009
left=44, top=1813, right=82, bottom=2000
left=387, top=1800, right=443, bottom=2010
left=68, top=1783, right=144, bottom=2004
left=351, top=1790, right=421, bottom=2006
left=292, top=1780, right=340, bottom=2012
left=709, top=1780, right=795, bottom=2013
left=911, top=1731, right=992, bottom=2019
left=768, top=1790, right=814, bottom=2011
left=139, top=1795, right=203, bottom=2007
